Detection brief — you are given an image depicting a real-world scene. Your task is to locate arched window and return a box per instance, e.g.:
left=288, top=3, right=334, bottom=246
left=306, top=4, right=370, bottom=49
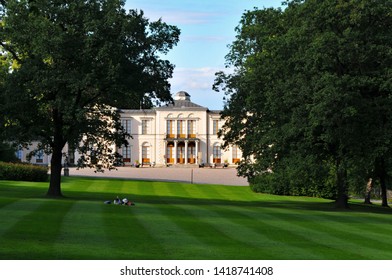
left=142, top=143, right=151, bottom=165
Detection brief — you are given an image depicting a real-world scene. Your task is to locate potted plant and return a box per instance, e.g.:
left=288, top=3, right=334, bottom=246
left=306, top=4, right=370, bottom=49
left=134, top=160, right=140, bottom=168
left=223, top=159, right=228, bottom=168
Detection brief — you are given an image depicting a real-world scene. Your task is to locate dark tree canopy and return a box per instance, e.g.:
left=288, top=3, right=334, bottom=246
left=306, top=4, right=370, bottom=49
left=215, top=0, right=392, bottom=208
left=0, top=0, right=180, bottom=197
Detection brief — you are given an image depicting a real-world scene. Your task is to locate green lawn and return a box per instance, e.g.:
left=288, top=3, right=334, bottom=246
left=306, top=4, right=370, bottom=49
left=0, top=177, right=391, bottom=260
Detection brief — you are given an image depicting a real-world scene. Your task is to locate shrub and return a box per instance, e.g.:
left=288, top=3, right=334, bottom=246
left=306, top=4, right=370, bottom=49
left=0, top=162, right=48, bottom=182
left=249, top=156, right=337, bottom=199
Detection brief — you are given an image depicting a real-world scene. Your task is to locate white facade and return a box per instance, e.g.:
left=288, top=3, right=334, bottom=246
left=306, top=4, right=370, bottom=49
left=119, top=91, right=241, bottom=167
left=16, top=91, right=242, bottom=167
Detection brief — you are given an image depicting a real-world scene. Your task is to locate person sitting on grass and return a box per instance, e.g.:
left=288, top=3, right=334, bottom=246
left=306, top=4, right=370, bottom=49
left=114, top=196, right=122, bottom=205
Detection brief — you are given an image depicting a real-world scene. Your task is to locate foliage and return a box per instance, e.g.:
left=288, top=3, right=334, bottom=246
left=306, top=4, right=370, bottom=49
left=0, top=0, right=180, bottom=196
left=0, top=142, right=18, bottom=162
left=0, top=161, right=48, bottom=181
left=250, top=156, right=336, bottom=199
left=215, top=0, right=392, bottom=208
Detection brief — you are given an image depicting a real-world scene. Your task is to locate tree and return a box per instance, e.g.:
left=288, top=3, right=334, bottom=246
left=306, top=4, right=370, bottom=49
left=0, top=0, right=180, bottom=197
left=0, top=142, right=17, bottom=162
left=215, top=0, right=392, bottom=208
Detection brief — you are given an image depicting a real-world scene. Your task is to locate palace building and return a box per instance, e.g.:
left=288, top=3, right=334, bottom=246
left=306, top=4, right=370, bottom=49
left=16, top=91, right=242, bottom=167
left=118, top=91, right=241, bottom=167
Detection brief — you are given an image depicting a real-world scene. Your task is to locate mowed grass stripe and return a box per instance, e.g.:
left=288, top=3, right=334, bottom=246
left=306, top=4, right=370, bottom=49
left=167, top=182, right=322, bottom=259
left=1, top=177, right=392, bottom=260
left=132, top=202, right=218, bottom=259
left=237, top=206, right=390, bottom=259
left=147, top=181, right=265, bottom=259
left=316, top=210, right=392, bottom=237
left=272, top=208, right=392, bottom=259
left=171, top=203, right=289, bottom=259
left=0, top=199, right=45, bottom=237
left=52, top=200, right=110, bottom=259
left=101, top=202, right=167, bottom=260
left=193, top=185, right=366, bottom=259
left=131, top=181, right=220, bottom=259
left=214, top=205, right=359, bottom=259
left=0, top=199, right=75, bottom=259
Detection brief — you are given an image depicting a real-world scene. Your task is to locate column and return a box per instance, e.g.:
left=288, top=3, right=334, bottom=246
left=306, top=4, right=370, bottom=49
left=195, top=140, right=199, bottom=164
left=174, top=140, right=178, bottom=164
left=185, top=140, right=188, bottom=165
left=163, top=140, right=167, bottom=164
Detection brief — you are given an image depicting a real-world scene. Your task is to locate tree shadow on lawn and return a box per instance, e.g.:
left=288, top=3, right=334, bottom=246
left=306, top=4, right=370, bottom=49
left=63, top=188, right=392, bottom=216
left=1, top=179, right=391, bottom=216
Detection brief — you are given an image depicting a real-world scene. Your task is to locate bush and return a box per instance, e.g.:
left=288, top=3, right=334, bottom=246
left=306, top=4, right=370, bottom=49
left=249, top=156, right=337, bottom=199
left=0, top=162, right=48, bottom=182
left=250, top=173, right=336, bottom=199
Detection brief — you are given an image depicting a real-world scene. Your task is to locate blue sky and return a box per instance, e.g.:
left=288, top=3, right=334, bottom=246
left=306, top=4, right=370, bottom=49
left=125, top=0, right=283, bottom=109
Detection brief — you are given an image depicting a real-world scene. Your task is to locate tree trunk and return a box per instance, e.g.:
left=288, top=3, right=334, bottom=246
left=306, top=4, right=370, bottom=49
left=376, top=157, right=389, bottom=208
left=47, top=143, right=64, bottom=198
left=364, top=177, right=373, bottom=204
left=335, top=159, right=349, bottom=209
left=380, top=175, right=389, bottom=208
left=47, top=109, right=66, bottom=198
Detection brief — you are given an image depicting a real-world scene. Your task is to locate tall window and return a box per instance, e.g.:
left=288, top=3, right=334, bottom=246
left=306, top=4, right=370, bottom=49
left=121, top=119, right=132, bottom=134
left=142, top=144, right=150, bottom=164
left=122, top=146, right=131, bottom=163
left=188, top=144, right=196, bottom=164
left=213, top=120, right=219, bottom=135
left=213, top=143, right=221, bottom=163
left=232, top=146, right=240, bottom=164
left=167, top=120, right=175, bottom=138
left=177, top=120, right=186, bottom=138
left=142, top=120, right=149, bottom=135
left=68, top=149, right=75, bottom=165
left=166, top=144, right=174, bottom=164
left=188, top=120, right=196, bottom=138
left=36, top=149, right=44, bottom=163
left=16, top=146, right=23, bottom=161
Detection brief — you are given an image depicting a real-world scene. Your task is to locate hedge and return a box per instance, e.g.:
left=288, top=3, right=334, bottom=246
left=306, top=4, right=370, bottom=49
left=0, top=162, right=49, bottom=182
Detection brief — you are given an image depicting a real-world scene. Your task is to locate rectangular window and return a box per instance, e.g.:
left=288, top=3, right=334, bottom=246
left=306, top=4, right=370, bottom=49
left=166, top=144, right=174, bottom=164
left=68, top=149, right=75, bottom=165
left=177, top=120, right=186, bottom=138
left=16, top=147, right=23, bottom=161
left=121, top=119, right=132, bottom=134
left=213, top=144, right=221, bottom=163
left=188, top=145, right=196, bottom=164
left=213, top=120, right=219, bottom=135
left=36, top=150, right=44, bottom=163
left=188, top=120, right=196, bottom=138
left=167, top=120, right=175, bottom=138
left=142, top=120, right=149, bottom=135
left=232, top=146, right=240, bottom=164
left=122, top=146, right=131, bottom=163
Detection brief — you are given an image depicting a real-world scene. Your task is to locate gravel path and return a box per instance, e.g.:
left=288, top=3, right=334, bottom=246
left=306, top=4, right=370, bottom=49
left=67, top=166, right=249, bottom=186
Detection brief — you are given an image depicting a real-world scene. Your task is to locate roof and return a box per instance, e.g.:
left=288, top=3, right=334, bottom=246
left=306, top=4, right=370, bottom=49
left=156, top=91, right=208, bottom=111
left=120, top=91, right=221, bottom=113
left=156, top=99, right=208, bottom=111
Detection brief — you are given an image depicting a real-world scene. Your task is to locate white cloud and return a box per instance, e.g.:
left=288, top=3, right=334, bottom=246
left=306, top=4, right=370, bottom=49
left=170, top=67, right=220, bottom=91
left=168, top=67, right=230, bottom=109
left=181, top=35, right=229, bottom=42
left=142, top=10, right=221, bottom=25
